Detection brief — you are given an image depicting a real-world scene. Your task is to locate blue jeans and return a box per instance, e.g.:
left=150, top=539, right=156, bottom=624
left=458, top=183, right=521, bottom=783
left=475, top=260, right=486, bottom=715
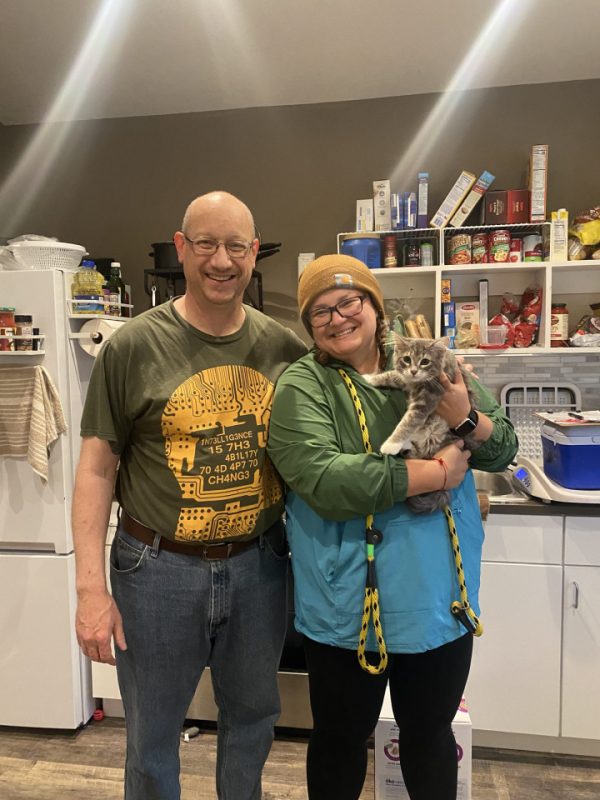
left=110, top=520, right=288, bottom=800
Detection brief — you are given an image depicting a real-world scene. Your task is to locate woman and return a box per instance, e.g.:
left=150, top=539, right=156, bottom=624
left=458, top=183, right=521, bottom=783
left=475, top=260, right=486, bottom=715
left=268, top=254, right=518, bottom=800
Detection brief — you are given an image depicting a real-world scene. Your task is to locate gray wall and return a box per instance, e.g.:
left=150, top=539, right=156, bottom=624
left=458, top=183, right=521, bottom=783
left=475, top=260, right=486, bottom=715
left=0, top=78, right=598, bottom=335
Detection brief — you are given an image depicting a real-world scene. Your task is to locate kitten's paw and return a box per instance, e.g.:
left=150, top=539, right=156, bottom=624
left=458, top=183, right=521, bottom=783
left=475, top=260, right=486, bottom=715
left=380, top=439, right=412, bottom=456
left=363, top=373, right=376, bottom=385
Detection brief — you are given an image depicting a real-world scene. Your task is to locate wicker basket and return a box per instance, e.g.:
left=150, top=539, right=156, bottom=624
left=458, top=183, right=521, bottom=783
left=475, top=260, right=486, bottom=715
left=9, top=241, right=87, bottom=271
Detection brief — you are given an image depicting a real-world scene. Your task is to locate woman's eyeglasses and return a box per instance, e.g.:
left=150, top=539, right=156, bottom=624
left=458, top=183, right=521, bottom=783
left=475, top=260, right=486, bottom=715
left=307, top=294, right=369, bottom=328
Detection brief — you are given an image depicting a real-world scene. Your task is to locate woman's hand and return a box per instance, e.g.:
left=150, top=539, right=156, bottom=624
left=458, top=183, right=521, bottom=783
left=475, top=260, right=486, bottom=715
left=455, top=355, right=479, bottom=380
left=436, top=369, right=472, bottom=430
left=434, top=440, right=471, bottom=489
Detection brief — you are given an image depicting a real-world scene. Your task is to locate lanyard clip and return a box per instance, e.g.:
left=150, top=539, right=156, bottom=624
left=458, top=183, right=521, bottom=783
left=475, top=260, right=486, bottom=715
left=366, top=527, right=383, bottom=546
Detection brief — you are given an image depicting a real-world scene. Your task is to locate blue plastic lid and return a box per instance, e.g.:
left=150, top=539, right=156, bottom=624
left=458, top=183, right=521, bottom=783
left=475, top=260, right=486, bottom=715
left=81, top=259, right=96, bottom=268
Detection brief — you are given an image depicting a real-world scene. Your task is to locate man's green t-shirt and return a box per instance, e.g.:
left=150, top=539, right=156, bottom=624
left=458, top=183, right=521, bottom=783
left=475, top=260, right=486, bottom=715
left=81, top=301, right=307, bottom=544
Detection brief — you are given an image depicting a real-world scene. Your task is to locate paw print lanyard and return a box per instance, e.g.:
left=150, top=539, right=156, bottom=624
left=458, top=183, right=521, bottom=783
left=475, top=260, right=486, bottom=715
left=338, top=368, right=483, bottom=669
left=338, top=368, right=388, bottom=675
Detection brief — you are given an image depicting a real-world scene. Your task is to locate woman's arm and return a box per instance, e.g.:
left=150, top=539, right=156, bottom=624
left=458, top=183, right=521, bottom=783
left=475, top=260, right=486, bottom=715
left=268, top=364, right=468, bottom=520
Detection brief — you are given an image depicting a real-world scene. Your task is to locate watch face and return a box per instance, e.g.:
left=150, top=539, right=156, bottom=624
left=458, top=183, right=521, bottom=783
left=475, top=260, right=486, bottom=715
left=453, top=409, right=478, bottom=436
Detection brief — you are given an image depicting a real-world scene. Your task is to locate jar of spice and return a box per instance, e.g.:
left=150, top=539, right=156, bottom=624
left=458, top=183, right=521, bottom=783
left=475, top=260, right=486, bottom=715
left=14, top=314, right=34, bottom=351
left=0, top=307, right=15, bottom=328
left=550, top=302, right=569, bottom=347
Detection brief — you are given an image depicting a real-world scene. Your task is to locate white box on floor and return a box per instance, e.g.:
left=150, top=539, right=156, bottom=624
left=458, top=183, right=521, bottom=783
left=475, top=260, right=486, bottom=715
left=374, top=688, right=472, bottom=800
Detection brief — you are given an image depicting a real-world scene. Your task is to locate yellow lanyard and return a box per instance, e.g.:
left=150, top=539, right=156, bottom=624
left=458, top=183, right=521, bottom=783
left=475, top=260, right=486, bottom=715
left=337, top=368, right=483, bottom=670
left=338, top=368, right=388, bottom=675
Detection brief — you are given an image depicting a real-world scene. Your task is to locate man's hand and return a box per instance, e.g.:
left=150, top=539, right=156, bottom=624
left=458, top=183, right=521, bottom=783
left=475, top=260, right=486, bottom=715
left=76, top=591, right=127, bottom=665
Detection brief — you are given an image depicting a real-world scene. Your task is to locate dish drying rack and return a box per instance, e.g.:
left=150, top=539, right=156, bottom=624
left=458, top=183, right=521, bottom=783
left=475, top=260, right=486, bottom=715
left=500, top=382, right=582, bottom=462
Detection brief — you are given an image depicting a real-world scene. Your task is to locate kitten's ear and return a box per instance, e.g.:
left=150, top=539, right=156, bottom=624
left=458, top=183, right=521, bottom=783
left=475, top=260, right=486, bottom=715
left=390, top=332, right=411, bottom=347
left=434, top=336, right=451, bottom=350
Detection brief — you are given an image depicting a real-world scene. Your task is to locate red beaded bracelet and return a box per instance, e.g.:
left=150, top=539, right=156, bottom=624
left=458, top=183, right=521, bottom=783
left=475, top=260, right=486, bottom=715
left=433, top=457, right=448, bottom=490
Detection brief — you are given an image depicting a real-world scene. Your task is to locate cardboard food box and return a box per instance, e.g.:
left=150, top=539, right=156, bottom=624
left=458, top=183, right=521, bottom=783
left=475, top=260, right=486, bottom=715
left=529, top=144, right=549, bottom=222
left=430, top=171, right=476, bottom=229
left=455, top=301, right=480, bottom=348
left=356, top=199, right=374, bottom=232
left=449, top=170, right=495, bottom=227
left=484, top=189, right=530, bottom=224
left=373, top=180, right=392, bottom=231
left=374, top=689, right=472, bottom=800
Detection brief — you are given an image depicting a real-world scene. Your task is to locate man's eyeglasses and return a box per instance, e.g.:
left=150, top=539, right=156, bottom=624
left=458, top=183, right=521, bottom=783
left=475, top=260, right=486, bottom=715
left=307, top=294, right=369, bottom=328
left=183, top=235, right=252, bottom=258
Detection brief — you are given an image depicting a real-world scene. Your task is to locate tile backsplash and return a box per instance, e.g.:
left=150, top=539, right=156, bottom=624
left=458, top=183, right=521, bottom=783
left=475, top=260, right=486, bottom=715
left=471, top=352, right=600, bottom=410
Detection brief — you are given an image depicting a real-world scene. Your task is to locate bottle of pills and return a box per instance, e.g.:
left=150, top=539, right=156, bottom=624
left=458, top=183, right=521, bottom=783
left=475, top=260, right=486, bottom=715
left=550, top=302, right=569, bottom=347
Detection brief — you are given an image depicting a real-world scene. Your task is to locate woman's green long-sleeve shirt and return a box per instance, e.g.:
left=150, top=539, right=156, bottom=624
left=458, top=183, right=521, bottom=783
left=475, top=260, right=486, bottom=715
left=268, top=352, right=518, bottom=522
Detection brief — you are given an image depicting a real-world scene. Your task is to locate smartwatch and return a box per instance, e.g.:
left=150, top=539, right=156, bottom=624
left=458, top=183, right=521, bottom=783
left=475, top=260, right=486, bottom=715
left=450, top=408, right=479, bottom=437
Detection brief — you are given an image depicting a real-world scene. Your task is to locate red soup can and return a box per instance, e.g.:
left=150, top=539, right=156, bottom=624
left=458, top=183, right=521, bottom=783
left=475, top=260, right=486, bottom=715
left=509, top=238, right=523, bottom=262
left=471, top=232, right=489, bottom=263
left=489, top=229, right=511, bottom=263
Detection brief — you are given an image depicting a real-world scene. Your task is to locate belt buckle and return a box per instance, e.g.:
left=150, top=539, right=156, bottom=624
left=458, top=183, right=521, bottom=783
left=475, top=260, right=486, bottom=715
left=201, top=542, right=233, bottom=560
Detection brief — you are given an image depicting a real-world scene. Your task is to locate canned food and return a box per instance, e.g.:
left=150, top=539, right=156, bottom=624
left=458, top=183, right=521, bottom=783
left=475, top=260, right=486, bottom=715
left=489, top=229, right=511, bottom=263
left=523, top=234, right=543, bottom=261
left=471, top=233, right=489, bottom=264
left=449, top=234, right=471, bottom=265
left=509, top=238, right=523, bottom=262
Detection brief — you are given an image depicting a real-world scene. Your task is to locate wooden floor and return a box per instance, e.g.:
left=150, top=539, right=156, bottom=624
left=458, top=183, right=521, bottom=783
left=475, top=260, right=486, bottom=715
left=0, top=717, right=599, bottom=799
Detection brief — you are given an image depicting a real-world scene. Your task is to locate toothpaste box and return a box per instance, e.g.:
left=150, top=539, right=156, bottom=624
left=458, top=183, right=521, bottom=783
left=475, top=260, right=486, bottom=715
left=375, top=690, right=472, bottom=799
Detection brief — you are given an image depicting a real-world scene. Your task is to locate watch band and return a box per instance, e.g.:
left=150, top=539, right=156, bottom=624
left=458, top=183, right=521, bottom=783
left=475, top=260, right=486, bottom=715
left=450, top=408, right=479, bottom=437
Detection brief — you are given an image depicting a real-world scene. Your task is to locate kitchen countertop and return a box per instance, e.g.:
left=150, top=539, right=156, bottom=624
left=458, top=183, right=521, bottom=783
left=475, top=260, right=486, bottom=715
left=489, top=497, right=600, bottom=516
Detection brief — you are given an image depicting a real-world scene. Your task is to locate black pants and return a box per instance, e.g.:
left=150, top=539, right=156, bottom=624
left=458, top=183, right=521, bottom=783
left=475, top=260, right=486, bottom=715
left=304, top=633, right=473, bottom=800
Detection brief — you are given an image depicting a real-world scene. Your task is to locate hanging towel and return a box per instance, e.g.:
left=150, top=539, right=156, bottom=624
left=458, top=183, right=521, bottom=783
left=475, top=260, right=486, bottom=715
left=0, top=365, right=67, bottom=481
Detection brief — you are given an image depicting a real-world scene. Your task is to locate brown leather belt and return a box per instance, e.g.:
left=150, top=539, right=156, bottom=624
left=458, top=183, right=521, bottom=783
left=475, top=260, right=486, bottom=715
left=120, top=511, right=258, bottom=560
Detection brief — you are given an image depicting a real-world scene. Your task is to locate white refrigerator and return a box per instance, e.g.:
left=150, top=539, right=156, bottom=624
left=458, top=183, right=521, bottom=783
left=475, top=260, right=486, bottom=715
left=0, top=268, right=95, bottom=728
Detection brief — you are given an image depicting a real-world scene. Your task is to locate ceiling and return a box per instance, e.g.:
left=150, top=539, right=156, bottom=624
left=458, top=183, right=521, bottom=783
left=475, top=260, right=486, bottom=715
left=1, top=0, right=599, bottom=126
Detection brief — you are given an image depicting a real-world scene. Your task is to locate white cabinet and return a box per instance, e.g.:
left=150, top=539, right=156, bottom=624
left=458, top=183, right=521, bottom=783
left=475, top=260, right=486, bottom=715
left=337, top=224, right=600, bottom=355
left=466, top=514, right=563, bottom=736
left=561, top=517, right=600, bottom=740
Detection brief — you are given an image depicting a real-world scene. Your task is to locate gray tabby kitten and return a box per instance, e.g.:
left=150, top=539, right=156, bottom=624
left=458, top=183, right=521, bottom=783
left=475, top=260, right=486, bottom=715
left=364, top=335, right=478, bottom=513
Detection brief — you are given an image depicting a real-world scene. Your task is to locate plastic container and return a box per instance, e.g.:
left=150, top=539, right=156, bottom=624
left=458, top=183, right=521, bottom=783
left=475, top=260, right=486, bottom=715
left=340, top=235, right=381, bottom=269
left=485, top=325, right=507, bottom=345
left=72, top=260, right=105, bottom=315
left=541, top=421, right=600, bottom=490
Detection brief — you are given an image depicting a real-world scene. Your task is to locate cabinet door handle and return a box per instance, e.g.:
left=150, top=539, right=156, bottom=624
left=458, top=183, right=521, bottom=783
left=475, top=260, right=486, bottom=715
left=572, top=581, right=580, bottom=609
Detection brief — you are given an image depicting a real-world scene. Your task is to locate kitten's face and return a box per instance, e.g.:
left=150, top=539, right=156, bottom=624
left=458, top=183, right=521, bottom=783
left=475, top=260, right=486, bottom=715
left=392, top=337, right=446, bottom=384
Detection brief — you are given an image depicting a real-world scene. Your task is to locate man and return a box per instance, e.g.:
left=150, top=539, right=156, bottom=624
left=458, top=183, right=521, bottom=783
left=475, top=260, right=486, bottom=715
left=73, top=191, right=307, bottom=800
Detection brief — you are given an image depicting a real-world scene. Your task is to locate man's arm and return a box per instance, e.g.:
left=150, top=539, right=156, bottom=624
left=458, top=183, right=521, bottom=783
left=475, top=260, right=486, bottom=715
left=72, top=436, right=126, bottom=665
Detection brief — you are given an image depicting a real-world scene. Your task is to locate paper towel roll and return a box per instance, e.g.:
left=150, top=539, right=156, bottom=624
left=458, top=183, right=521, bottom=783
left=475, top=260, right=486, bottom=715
left=78, top=318, right=126, bottom=357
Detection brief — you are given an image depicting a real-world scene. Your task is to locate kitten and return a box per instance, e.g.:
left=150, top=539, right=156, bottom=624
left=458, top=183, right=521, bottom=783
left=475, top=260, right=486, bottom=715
left=364, top=335, right=478, bottom=513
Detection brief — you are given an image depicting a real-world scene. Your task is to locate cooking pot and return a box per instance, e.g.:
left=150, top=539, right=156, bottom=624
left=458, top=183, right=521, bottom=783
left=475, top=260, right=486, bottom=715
left=149, top=241, right=181, bottom=271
